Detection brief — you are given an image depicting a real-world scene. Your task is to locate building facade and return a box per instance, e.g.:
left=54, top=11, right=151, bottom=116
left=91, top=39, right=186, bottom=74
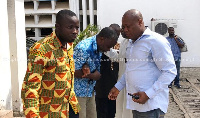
left=0, top=0, right=200, bottom=114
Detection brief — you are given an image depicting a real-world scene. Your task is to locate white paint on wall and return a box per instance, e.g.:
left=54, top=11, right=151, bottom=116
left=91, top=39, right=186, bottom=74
left=0, top=0, right=12, bottom=110
left=15, top=0, right=27, bottom=111
left=0, top=0, right=199, bottom=112
left=0, top=0, right=26, bottom=111
left=98, top=0, right=200, bottom=67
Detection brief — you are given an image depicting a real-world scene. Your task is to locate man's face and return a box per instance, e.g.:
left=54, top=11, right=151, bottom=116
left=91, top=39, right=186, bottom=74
left=122, top=15, right=141, bottom=41
left=98, top=38, right=117, bottom=52
left=121, top=27, right=127, bottom=39
left=168, top=28, right=175, bottom=36
left=57, top=16, right=79, bottom=43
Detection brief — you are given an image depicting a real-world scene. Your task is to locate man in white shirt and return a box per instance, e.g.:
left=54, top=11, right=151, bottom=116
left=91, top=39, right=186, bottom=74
left=108, top=9, right=177, bottom=118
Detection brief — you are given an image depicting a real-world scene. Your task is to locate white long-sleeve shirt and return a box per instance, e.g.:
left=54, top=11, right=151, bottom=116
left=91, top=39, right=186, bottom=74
left=104, top=39, right=130, bottom=79
left=115, top=28, right=177, bottom=113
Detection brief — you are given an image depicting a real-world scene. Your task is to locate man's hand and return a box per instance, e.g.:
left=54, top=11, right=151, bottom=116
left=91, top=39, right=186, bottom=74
left=82, top=64, right=90, bottom=78
left=114, top=43, right=120, bottom=50
left=83, top=70, right=101, bottom=81
left=174, top=35, right=184, bottom=48
left=131, top=92, right=149, bottom=104
left=108, top=87, right=120, bottom=100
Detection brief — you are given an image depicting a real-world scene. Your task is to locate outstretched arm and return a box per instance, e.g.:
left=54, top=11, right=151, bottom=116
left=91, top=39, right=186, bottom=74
left=108, top=74, right=126, bottom=100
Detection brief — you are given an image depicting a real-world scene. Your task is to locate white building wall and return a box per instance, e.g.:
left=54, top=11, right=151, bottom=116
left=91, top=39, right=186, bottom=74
left=14, top=0, right=27, bottom=111
left=0, top=0, right=26, bottom=111
left=0, top=0, right=12, bottom=110
left=0, top=0, right=199, bottom=112
left=97, top=0, right=200, bottom=67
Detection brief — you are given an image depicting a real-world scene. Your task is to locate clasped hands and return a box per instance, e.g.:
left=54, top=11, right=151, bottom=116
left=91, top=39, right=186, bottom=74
left=81, top=63, right=101, bottom=81
left=82, top=63, right=90, bottom=78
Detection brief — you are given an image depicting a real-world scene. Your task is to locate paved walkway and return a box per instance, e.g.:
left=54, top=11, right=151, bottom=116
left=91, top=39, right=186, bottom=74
left=12, top=68, right=200, bottom=118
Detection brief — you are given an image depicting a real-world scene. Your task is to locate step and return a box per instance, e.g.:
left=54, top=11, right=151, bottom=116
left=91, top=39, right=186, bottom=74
left=14, top=117, right=26, bottom=118
left=0, top=110, right=13, bottom=118
left=13, top=111, right=25, bottom=118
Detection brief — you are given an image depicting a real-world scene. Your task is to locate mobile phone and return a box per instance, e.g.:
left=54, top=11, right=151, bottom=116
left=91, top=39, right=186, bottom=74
left=128, top=93, right=139, bottom=99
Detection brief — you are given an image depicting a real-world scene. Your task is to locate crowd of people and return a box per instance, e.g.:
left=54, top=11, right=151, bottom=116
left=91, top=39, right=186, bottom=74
left=21, top=9, right=185, bottom=118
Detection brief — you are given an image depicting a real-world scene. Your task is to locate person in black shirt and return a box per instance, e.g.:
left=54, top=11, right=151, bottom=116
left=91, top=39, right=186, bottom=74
left=95, top=24, right=120, bottom=118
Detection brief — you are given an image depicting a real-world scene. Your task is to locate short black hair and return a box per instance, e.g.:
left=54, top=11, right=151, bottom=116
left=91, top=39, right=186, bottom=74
left=109, top=24, right=121, bottom=36
left=109, top=24, right=120, bottom=30
left=168, top=27, right=174, bottom=29
left=56, top=9, right=77, bottom=24
left=97, top=27, right=118, bottom=41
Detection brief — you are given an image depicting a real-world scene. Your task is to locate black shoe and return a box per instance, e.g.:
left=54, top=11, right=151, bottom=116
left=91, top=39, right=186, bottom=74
left=168, top=85, right=172, bottom=88
left=174, top=84, right=181, bottom=88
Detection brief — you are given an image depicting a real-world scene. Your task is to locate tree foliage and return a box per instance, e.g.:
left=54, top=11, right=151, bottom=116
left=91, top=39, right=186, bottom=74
left=73, top=24, right=100, bottom=47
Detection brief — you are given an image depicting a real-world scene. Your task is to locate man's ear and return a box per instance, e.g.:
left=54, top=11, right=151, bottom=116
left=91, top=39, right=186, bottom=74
left=55, top=23, right=60, bottom=30
left=138, top=19, right=143, bottom=26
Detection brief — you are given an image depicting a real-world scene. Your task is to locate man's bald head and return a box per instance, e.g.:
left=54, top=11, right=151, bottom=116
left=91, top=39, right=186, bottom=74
left=122, top=9, right=145, bottom=41
left=123, top=9, right=143, bottom=21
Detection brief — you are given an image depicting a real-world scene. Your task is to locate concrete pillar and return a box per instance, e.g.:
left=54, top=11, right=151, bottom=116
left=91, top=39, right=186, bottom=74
left=69, top=0, right=80, bottom=19
left=34, top=15, right=39, bottom=24
left=82, top=0, right=87, bottom=30
left=0, top=0, right=12, bottom=110
left=35, top=28, right=41, bottom=41
left=51, top=1, right=56, bottom=10
left=69, top=0, right=80, bottom=32
left=89, top=0, right=94, bottom=25
left=13, top=0, right=27, bottom=112
left=0, top=0, right=27, bottom=112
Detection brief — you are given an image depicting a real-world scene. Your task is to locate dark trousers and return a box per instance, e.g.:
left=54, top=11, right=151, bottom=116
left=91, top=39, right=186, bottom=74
left=132, top=108, right=165, bottom=118
left=174, top=58, right=181, bottom=85
left=95, top=97, right=116, bottom=118
left=170, top=57, right=181, bottom=85
left=69, top=104, right=79, bottom=118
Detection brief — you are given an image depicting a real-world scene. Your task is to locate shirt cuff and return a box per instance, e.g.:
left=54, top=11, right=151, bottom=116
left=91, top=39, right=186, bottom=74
left=115, top=81, right=125, bottom=91
left=145, top=87, right=156, bottom=99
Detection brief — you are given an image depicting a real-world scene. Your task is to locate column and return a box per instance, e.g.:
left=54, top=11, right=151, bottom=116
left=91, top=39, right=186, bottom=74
left=0, top=0, right=12, bottom=110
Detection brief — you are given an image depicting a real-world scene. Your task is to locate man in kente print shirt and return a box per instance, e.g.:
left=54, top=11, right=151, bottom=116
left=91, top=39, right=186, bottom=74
left=21, top=10, right=80, bottom=118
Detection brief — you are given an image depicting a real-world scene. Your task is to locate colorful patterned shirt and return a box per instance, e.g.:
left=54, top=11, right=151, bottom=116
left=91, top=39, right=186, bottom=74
left=21, top=31, right=80, bottom=118
left=73, top=35, right=102, bottom=97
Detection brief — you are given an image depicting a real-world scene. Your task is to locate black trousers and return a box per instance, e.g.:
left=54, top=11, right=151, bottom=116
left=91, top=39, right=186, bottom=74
left=95, top=97, right=116, bottom=118
left=69, top=104, right=79, bottom=118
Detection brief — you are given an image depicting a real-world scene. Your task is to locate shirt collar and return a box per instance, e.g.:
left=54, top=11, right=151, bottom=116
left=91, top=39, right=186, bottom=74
left=142, top=27, right=151, bottom=36
left=129, top=28, right=152, bottom=45
left=51, top=31, right=73, bottom=50
left=138, top=27, right=151, bottom=40
left=133, top=27, right=152, bottom=43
